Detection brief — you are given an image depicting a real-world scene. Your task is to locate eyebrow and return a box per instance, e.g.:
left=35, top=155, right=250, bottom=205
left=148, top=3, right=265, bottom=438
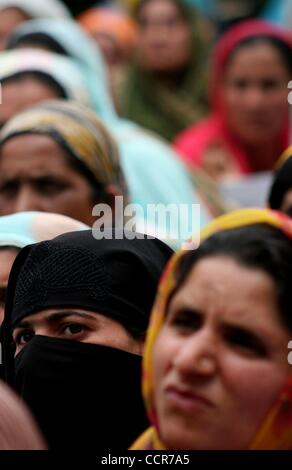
left=13, top=311, right=97, bottom=330
left=169, top=302, right=269, bottom=340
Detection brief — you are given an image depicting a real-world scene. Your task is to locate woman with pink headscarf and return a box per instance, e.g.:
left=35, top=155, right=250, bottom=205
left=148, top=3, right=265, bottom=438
left=174, top=20, right=292, bottom=181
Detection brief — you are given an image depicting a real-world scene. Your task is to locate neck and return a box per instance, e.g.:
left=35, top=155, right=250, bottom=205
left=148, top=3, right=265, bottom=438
left=148, top=66, right=188, bottom=88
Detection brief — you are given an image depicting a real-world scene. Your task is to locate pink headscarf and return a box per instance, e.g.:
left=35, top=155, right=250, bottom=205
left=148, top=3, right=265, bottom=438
left=174, top=20, right=292, bottom=174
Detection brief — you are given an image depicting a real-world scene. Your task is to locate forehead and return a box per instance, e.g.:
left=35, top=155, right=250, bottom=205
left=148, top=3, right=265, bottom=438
left=0, top=134, right=68, bottom=171
left=140, top=0, right=181, bottom=20
left=225, top=41, right=288, bottom=76
left=171, top=255, right=280, bottom=327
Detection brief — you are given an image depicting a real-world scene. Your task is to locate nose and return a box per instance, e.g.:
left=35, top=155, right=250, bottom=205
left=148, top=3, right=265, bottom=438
left=173, top=329, right=218, bottom=378
left=244, top=86, right=267, bottom=109
left=13, top=186, right=44, bottom=213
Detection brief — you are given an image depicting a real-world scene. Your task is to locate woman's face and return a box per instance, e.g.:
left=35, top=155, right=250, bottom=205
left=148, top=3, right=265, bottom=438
left=221, top=42, right=290, bottom=146
left=12, top=308, right=143, bottom=356
left=0, top=134, right=96, bottom=225
left=137, top=0, right=191, bottom=72
left=0, top=76, right=62, bottom=128
left=153, top=256, right=291, bottom=450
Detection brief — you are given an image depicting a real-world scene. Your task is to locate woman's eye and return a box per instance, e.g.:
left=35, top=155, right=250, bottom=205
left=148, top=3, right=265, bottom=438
left=168, top=309, right=202, bottom=332
left=61, top=323, right=85, bottom=336
left=15, top=329, right=35, bottom=346
left=225, top=328, right=267, bottom=358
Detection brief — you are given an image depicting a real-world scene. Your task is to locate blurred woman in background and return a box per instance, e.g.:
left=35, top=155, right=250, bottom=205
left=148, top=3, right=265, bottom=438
left=0, top=100, right=127, bottom=226
left=0, top=0, right=70, bottom=50
left=119, top=0, right=208, bottom=142
left=174, top=20, right=292, bottom=181
left=6, top=18, right=211, bottom=248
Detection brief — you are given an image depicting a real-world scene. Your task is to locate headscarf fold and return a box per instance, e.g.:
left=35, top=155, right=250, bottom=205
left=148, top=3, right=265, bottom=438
left=0, top=100, right=128, bottom=198
left=131, top=208, right=292, bottom=449
left=0, top=0, right=70, bottom=18
left=174, top=20, right=292, bottom=174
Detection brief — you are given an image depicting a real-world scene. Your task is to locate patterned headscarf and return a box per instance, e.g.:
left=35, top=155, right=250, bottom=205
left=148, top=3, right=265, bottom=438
left=0, top=100, right=128, bottom=198
left=131, top=208, right=292, bottom=449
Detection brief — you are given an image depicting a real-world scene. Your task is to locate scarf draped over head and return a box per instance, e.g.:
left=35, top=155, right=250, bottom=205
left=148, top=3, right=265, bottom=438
left=131, top=208, right=292, bottom=449
left=7, top=17, right=118, bottom=122
left=174, top=19, right=292, bottom=173
left=0, top=0, right=70, bottom=18
left=0, top=212, right=88, bottom=249
left=0, top=49, right=89, bottom=106
left=268, top=146, right=292, bottom=210
left=0, top=100, right=129, bottom=199
left=120, top=0, right=209, bottom=142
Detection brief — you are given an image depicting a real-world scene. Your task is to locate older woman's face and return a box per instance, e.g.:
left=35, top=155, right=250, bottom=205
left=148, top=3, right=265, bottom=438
left=221, top=42, right=290, bottom=146
left=137, top=0, right=191, bottom=72
left=153, top=256, right=291, bottom=449
left=0, top=134, right=96, bottom=225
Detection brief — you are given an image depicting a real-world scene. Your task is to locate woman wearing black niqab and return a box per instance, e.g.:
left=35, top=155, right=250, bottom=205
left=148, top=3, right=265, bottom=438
left=1, top=228, right=173, bottom=450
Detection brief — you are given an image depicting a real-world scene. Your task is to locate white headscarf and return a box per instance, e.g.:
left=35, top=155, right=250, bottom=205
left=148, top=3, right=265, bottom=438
left=0, top=0, right=70, bottom=18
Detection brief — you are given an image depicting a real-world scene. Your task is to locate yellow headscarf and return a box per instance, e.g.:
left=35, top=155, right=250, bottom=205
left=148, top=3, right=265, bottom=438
left=131, top=208, right=292, bottom=450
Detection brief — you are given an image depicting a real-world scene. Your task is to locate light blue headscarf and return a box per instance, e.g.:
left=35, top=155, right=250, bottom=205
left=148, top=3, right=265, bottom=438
left=0, top=48, right=90, bottom=105
left=0, top=0, right=71, bottom=18
left=186, top=0, right=292, bottom=26
left=0, top=212, right=89, bottom=249
left=7, top=18, right=211, bottom=248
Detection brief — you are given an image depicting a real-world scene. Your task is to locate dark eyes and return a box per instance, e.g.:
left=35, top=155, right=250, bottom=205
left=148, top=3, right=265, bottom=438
left=0, top=180, right=19, bottom=197
left=168, top=309, right=202, bottom=332
left=168, top=308, right=267, bottom=358
left=61, top=323, right=86, bottom=336
left=14, top=329, right=35, bottom=346
left=33, top=178, right=68, bottom=195
left=0, top=178, right=68, bottom=198
left=224, top=328, right=268, bottom=358
left=230, top=79, right=282, bottom=91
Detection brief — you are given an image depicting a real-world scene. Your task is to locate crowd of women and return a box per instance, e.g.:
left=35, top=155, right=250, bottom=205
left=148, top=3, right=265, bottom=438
left=0, top=0, right=291, bottom=452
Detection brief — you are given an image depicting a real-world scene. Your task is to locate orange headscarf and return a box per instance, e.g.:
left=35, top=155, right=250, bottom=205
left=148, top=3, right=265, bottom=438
left=78, top=7, right=137, bottom=54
